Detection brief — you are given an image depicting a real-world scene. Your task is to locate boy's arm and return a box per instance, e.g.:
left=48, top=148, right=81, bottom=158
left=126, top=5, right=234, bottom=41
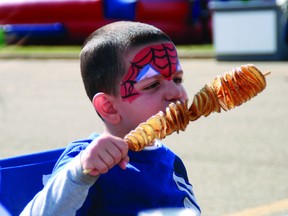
left=20, top=153, right=98, bottom=216
left=21, top=134, right=129, bottom=216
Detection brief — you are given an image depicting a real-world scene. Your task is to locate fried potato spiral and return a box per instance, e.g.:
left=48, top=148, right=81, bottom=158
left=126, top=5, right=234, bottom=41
left=124, top=64, right=269, bottom=151
left=189, top=64, right=268, bottom=120
left=125, top=100, right=190, bottom=151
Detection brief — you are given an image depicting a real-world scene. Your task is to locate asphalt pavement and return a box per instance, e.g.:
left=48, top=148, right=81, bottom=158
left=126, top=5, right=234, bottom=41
left=0, top=57, right=287, bottom=216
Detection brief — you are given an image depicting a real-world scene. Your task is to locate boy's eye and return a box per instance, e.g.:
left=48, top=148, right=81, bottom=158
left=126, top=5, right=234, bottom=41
left=143, top=81, right=160, bottom=90
left=173, top=77, right=183, bottom=84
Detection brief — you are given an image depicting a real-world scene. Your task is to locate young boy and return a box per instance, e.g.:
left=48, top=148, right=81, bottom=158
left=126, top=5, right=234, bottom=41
left=21, top=21, right=201, bottom=216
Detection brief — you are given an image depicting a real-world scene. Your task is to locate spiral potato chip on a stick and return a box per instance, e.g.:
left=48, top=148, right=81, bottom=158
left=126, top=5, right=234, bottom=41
left=188, top=64, right=269, bottom=121
left=123, top=64, right=269, bottom=152
left=125, top=100, right=190, bottom=151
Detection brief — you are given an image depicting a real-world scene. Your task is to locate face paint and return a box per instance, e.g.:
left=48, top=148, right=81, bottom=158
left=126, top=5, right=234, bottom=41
left=120, top=42, right=181, bottom=102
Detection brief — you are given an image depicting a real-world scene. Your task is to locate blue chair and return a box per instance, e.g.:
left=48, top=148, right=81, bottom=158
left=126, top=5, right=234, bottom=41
left=0, top=148, right=65, bottom=216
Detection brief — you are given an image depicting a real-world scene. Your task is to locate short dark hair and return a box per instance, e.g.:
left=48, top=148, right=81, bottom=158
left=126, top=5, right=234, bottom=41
left=80, top=21, right=172, bottom=101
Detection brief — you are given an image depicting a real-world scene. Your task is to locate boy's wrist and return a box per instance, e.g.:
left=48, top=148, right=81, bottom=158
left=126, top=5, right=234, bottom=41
left=71, top=152, right=99, bottom=185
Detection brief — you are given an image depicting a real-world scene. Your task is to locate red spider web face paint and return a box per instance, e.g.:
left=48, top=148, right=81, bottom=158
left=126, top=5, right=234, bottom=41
left=120, top=43, right=181, bottom=102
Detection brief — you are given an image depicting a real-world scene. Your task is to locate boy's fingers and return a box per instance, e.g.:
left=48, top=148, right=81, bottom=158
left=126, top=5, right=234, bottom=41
left=113, top=138, right=129, bottom=153
left=108, top=140, right=128, bottom=161
left=102, top=140, right=129, bottom=171
left=81, top=150, right=109, bottom=175
left=118, top=156, right=129, bottom=170
left=98, top=149, right=117, bottom=169
left=81, top=135, right=129, bottom=175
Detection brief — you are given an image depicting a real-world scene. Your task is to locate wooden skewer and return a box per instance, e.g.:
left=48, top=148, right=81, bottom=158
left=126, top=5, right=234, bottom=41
left=83, top=169, right=92, bottom=175
left=264, top=71, right=271, bottom=76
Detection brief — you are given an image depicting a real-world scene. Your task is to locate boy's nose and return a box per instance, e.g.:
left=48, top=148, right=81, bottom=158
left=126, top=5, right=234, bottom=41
left=164, top=80, right=183, bottom=101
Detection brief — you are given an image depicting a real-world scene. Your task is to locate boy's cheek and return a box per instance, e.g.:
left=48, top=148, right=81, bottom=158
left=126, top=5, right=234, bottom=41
left=120, top=82, right=141, bottom=103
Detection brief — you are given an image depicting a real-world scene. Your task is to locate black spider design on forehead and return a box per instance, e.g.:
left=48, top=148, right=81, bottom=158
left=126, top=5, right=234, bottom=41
left=120, top=43, right=179, bottom=101
left=130, top=43, right=179, bottom=78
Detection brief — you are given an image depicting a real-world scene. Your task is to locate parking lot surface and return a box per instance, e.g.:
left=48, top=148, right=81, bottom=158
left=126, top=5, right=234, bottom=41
left=0, top=59, right=287, bottom=215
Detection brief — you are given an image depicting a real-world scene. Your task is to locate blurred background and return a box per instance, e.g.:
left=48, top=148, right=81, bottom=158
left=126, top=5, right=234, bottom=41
left=0, top=0, right=213, bottom=45
left=0, top=0, right=288, bottom=60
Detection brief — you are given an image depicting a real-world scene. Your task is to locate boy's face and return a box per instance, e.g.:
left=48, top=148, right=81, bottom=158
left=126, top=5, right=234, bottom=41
left=115, top=42, right=188, bottom=132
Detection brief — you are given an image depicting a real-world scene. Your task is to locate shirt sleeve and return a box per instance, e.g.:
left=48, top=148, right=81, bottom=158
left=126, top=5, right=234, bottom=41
left=20, top=153, right=98, bottom=216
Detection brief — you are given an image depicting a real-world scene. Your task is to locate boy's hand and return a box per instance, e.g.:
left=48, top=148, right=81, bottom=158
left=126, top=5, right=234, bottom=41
left=80, top=134, right=129, bottom=176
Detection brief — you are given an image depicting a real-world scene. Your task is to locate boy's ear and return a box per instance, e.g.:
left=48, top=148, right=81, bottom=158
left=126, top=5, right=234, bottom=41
left=92, top=93, right=120, bottom=124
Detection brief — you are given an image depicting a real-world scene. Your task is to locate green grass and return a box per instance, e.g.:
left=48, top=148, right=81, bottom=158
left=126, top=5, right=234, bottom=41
left=0, top=44, right=213, bottom=53
left=0, top=44, right=214, bottom=59
left=177, top=44, right=214, bottom=51
left=0, top=45, right=81, bottom=53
